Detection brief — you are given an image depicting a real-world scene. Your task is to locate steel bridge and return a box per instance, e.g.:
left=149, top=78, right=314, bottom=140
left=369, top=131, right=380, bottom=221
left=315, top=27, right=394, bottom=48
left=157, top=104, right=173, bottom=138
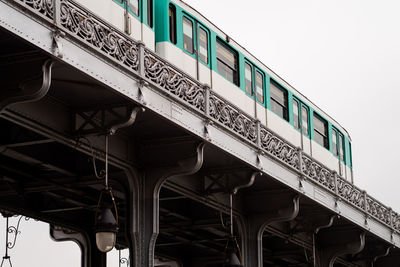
left=0, top=0, right=399, bottom=266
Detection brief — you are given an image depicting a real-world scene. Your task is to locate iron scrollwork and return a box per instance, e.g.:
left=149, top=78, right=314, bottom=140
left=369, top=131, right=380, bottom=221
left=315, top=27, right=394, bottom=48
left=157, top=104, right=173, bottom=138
left=119, top=257, right=129, bottom=267
left=59, top=0, right=139, bottom=72
left=302, top=155, right=335, bottom=191
left=366, top=196, right=391, bottom=226
left=260, top=126, right=300, bottom=170
left=9, top=0, right=400, bottom=235
left=144, top=50, right=205, bottom=112
left=17, top=0, right=54, bottom=20
left=337, top=180, right=365, bottom=210
left=209, top=93, right=257, bottom=143
left=118, top=249, right=129, bottom=267
left=0, top=215, right=31, bottom=267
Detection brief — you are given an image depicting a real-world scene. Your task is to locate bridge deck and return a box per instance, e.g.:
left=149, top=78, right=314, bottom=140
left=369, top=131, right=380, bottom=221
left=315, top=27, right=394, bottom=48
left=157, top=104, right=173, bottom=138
left=0, top=0, right=399, bottom=266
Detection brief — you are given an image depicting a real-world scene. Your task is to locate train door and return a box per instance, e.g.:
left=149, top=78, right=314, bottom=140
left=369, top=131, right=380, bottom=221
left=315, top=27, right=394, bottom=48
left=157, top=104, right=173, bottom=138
left=197, top=24, right=211, bottom=85
left=332, top=128, right=346, bottom=177
left=126, top=0, right=142, bottom=42
left=181, top=15, right=211, bottom=83
left=293, top=98, right=311, bottom=154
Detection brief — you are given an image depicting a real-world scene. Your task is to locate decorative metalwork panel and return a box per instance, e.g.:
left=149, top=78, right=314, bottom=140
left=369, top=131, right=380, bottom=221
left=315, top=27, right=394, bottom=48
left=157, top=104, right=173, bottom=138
left=366, top=196, right=391, bottom=226
left=337, top=179, right=365, bottom=210
left=209, top=93, right=256, bottom=143
left=144, top=50, right=205, bottom=112
left=260, top=126, right=299, bottom=170
left=392, top=212, right=400, bottom=231
left=60, top=0, right=139, bottom=71
left=302, top=155, right=335, bottom=191
left=18, top=0, right=54, bottom=19
left=8, top=0, right=400, bottom=235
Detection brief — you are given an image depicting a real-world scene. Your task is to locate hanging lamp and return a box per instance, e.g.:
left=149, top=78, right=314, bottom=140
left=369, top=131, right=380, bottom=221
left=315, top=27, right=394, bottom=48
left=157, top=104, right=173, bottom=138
left=94, top=135, right=119, bottom=253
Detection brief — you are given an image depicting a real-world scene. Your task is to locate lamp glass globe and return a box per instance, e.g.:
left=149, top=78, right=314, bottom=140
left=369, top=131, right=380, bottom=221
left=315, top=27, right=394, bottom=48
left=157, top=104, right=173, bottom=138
left=96, top=231, right=116, bottom=253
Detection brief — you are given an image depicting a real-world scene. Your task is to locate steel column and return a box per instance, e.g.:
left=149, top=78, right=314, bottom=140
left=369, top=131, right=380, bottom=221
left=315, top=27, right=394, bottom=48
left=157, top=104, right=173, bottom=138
left=138, top=143, right=205, bottom=267
left=244, top=193, right=300, bottom=267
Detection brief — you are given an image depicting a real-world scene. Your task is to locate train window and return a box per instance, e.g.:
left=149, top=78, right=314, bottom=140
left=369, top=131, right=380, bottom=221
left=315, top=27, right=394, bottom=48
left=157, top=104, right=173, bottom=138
left=332, top=128, right=345, bottom=160
left=332, top=129, right=338, bottom=155
left=256, top=71, right=264, bottom=104
left=169, top=4, right=177, bottom=44
left=245, top=63, right=253, bottom=95
left=183, top=17, right=194, bottom=54
left=293, top=99, right=309, bottom=135
left=313, top=114, right=328, bottom=149
left=270, top=81, right=288, bottom=120
left=147, top=0, right=153, bottom=28
left=293, top=100, right=300, bottom=129
left=129, top=0, right=139, bottom=16
left=216, top=39, right=239, bottom=85
left=302, top=106, right=309, bottom=135
left=339, top=134, right=344, bottom=160
left=198, top=27, right=208, bottom=64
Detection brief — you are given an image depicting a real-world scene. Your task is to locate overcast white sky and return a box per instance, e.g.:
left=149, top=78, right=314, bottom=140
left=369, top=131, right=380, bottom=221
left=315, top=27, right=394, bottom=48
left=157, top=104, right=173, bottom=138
left=2, top=1, right=400, bottom=266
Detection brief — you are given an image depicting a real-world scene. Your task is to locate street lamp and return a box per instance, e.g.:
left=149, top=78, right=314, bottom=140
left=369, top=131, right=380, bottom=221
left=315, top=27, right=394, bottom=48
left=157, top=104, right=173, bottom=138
left=94, top=135, right=119, bottom=253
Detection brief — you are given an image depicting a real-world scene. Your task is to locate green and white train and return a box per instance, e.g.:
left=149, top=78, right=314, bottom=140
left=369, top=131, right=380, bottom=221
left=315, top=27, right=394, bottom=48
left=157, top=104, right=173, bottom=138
left=77, top=0, right=353, bottom=182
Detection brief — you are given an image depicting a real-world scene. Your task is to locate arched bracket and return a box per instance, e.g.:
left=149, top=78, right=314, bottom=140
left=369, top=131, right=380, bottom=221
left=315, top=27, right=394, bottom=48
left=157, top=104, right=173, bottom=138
left=233, top=172, right=261, bottom=195
left=139, top=142, right=205, bottom=267
left=109, top=106, right=144, bottom=135
left=74, top=105, right=144, bottom=137
left=244, top=192, right=300, bottom=267
left=0, top=59, right=54, bottom=113
left=372, top=246, right=392, bottom=266
left=314, top=224, right=365, bottom=267
left=372, top=246, right=400, bottom=266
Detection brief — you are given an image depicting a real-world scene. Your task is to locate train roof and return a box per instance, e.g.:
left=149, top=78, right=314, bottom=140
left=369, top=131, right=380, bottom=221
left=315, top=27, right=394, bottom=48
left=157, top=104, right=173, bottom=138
left=174, top=0, right=351, bottom=141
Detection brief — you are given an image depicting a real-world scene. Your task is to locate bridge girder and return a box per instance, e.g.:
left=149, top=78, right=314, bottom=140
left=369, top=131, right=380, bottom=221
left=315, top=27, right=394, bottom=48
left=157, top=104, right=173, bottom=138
left=0, top=1, right=400, bottom=266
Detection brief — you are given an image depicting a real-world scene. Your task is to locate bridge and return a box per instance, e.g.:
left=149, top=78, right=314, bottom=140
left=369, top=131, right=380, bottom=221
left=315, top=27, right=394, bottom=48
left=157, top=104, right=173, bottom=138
left=0, top=0, right=399, bottom=266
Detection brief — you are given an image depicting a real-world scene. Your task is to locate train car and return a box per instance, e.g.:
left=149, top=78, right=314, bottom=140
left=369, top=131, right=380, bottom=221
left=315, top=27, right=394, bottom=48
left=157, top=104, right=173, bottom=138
left=154, top=0, right=354, bottom=182
left=75, top=0, right=156, bottom=50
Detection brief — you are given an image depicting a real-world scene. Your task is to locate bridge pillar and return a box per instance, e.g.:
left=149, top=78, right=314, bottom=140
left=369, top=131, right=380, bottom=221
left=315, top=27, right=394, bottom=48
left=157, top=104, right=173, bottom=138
left=136, top=143, right=204, bottom=267
left=243, top=192, right=299, bottom=267
left=314, top=225, right=365, bottom=267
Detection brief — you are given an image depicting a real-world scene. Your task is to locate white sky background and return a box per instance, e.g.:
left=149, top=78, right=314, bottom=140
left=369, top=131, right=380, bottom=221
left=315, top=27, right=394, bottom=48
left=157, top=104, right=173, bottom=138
left=184, top=0, right=400, bottom=209
left=2, top=1, right=400, bottom=266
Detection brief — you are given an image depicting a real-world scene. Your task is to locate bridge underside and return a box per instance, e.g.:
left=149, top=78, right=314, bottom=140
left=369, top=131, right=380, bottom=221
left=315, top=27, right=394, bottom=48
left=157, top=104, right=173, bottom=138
left=1, top=4, right=400, bottom=267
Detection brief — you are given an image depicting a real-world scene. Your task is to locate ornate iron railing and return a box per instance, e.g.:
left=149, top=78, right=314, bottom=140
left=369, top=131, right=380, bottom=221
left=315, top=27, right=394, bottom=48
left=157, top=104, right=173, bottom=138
left=8, top=0, right=400, bottom=234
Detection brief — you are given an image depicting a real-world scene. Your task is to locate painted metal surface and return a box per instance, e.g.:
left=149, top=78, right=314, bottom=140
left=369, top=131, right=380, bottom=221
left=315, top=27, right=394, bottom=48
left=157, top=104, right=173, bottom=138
left=0, top=0, right=399, bottom=258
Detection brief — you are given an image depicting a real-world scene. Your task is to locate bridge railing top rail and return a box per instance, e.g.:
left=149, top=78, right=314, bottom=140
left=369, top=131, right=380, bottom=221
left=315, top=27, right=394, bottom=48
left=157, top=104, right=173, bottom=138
left=8, top=0, right=399, bottom=234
